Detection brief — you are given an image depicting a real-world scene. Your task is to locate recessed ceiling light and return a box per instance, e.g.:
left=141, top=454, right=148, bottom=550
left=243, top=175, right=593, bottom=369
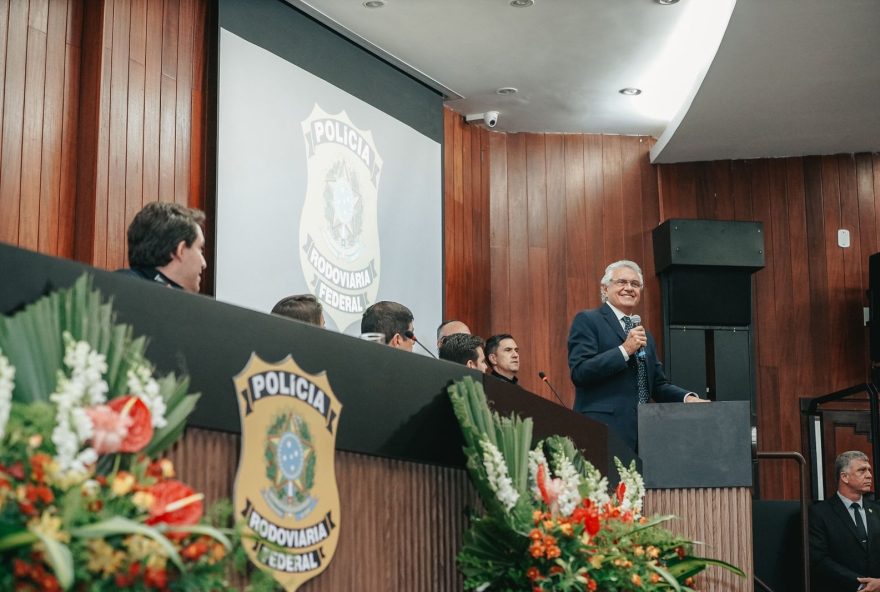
left=655, top=0, right=680, bottom=4
left=510, top=0, right=534, bottom=7
left=619, top=88, right=642, bottom=96
left=496, top=87, right=518, bottom=95
left=363, top=0, right=385, bottom=7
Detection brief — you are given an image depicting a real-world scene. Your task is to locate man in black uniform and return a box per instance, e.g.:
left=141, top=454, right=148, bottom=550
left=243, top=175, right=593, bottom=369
left=118, top=201, right=206, bottom=293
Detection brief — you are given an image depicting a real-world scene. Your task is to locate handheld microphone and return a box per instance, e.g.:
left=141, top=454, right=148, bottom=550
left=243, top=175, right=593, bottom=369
left=404, top=330, right=437, bottom=359
left=538, top=371, right=566, bottom=407
left=630, top=314, right=646, bottom=360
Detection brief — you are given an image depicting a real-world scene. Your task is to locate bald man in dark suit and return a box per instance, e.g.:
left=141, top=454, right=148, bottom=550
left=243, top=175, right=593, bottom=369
left=810, top=451, right=880, bottom=591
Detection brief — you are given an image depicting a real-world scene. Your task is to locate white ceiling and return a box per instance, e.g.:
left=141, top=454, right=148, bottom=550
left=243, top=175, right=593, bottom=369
left=290, top=0, right=880, bottom=164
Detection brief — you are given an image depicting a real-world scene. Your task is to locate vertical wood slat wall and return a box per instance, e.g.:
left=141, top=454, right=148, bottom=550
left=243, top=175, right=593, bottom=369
left=444, top=105, right=880, bottom=499
left=444, top=106, right=663, bottom=409
left=658, top=156, right=880, bottom=499
left=0, top=0, right=207, bottom=268
left=169, top=428, right=476, bottom=591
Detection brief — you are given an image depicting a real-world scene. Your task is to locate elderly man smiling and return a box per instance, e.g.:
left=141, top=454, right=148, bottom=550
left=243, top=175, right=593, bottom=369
left=567, top=260, right=704, bottom=450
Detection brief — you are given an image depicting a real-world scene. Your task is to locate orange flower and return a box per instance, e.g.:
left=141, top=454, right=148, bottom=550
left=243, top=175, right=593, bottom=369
left=529, top=528, right=543, bottom=541
left=545, top=545, right=561, bottom=559
left=530, top=544, right=545, bottom=558
left=631, top=573, right=642, bottom=586
left=29, top=454, right=52, bottom=483
left=650, top=573, right=661, bottom=583
left=549, top=565, right=563, bottom=575
left=586, top=578, right=598, bottom=591
left=526, top=566, right=542, bottom=582
left=181, top=539, right=209, bottom=561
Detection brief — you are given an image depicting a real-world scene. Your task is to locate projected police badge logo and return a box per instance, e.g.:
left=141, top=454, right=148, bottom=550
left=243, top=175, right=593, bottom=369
left=233, top=354, right=342, bottom=592
left=300, top=105, right=383, bottom=332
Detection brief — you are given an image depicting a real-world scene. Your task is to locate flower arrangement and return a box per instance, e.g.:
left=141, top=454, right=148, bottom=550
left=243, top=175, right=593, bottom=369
left=0, top=275, right=234, bottom=591
left=448, top=377, right=744, bottom=591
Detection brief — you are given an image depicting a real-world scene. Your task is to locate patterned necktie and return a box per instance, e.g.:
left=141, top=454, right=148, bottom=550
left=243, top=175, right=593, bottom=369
left=622, top=316, right=650, bottom=405
left=852, top=502, right=868, bottom=545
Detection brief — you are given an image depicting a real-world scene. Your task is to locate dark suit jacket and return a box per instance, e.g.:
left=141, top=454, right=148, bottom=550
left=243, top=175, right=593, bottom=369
left=810, top=495, right=880, bottom=591
left=567, top=303, right=688, bottom=450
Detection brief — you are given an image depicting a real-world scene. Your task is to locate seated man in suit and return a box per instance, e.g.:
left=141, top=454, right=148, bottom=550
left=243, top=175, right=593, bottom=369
left=567, top=260, right=703, bottom=450
left=810, top=450, right=880, bottom=591
left=271, top=294, right=325, bottom=327
left=439, top=333, right=488, bottom=372
left=361, top=301, right=416, bottom=352
left=485, top=334, right=520, bottom=385
left=118, top=201, right=207, bottom=293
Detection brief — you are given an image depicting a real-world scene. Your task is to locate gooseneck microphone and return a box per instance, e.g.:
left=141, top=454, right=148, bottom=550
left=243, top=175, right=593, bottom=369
left=538, top=371, right=566, bottom=407
left=404, top=330, right=437, bottom=359
left=630, top=314, right=646, bottom=360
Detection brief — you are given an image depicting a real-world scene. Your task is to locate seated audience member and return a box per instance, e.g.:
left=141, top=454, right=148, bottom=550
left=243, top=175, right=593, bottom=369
left=810, top=450, right=880, bottom=591
left=271, top=294, right=325, bottom=327
left=361, top=301, right=415, bottom=352
left=439, top=333, right=488, bottom=372
left=118, top=201, right=207, bottom=293
left=485, top=334, right=520, bottom=384
left=436, top=319, right=472, bottom=348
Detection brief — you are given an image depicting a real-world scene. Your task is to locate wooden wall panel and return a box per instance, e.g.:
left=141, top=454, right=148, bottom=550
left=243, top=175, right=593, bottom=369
left=445, top=122, right=880, bottom=499
left=171, top=427, right=476, bottom=591
left=659, top=155, right=880, bottom=499
left=442, top=107, right=492, bottom=340
left=645, top=487, right=753, bottom=592
left=453, top=130, right=661, bottom=403
left=2, top=0, right=208, bottom=272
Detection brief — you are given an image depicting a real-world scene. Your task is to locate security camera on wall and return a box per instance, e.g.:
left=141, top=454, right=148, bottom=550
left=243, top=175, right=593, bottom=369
left=464, top=111, right=499, bottom=128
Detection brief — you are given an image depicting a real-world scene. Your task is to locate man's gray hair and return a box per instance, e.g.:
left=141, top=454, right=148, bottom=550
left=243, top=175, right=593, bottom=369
left=835, top=450, right=869, bottom=478
left=600, top=260, right=644, bottom=302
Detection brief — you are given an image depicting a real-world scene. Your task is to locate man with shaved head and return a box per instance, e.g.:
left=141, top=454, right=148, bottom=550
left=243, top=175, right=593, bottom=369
left=436, top=319, right=471, bottom=348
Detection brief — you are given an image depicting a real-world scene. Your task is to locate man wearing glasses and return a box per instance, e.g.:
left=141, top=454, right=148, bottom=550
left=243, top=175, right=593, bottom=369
left=567, top=260, right=704, bottom=450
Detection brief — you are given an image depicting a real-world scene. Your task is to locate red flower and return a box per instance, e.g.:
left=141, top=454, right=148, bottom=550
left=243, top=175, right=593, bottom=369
left=616, top=481, right=626, bottom=504
left=107, top=396, right=154, bottom=452
left=145, top=480, right=203, bottom=527
left=144, top=566, right=168, bottom=589
left=7, top=461, right=25, bottom=481
left=536, top=463, right=551, bottom=506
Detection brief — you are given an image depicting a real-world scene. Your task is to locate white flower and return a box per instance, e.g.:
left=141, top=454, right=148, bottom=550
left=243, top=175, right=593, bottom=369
left=615, top=457, right=645, bottom=516
left=0, top=349, right=16, bottom=441
left=580, top=459, right=611, bottom=507
left=481, top=438, right=519, bottom=511
left=49, top=333, right=109, bottom=476
left=126, top=364, right=166, bottom=428
left=551, top=450, right=582, bottom=517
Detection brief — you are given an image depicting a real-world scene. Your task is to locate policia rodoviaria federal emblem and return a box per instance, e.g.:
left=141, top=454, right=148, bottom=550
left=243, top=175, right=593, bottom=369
left=300, top=105, right=383, bottom=332
left=233, top=354, right=343, bottom=591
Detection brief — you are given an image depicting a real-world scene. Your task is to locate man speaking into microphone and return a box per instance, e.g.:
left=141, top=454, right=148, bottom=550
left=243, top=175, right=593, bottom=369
left=567, top=260, right=705, bottom=450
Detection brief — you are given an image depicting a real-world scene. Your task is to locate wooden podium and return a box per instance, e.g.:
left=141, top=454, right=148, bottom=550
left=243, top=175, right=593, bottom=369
left=0, top=243, right=751, bottom=590
left=640, top=401, right=754, bottom=592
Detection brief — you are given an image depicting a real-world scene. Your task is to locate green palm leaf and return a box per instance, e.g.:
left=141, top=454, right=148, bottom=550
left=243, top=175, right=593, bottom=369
left=0, top=274, right=199, bottom=456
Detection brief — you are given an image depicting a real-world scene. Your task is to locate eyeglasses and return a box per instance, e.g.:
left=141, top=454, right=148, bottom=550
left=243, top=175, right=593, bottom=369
left=611, top=279, right=643, bottom=289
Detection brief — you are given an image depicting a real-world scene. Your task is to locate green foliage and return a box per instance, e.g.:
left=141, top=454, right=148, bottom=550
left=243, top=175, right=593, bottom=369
left=447, top=377, right=745, bottom=592
left=0, top=274, right=199, bottom=457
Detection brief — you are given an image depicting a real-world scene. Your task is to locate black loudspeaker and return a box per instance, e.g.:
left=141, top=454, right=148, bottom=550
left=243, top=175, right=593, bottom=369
left=665, top=267, right=752, bottom=326
left=653, top=219, right=765, bottom=274
left=869, top=252, right=880, bottom=362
